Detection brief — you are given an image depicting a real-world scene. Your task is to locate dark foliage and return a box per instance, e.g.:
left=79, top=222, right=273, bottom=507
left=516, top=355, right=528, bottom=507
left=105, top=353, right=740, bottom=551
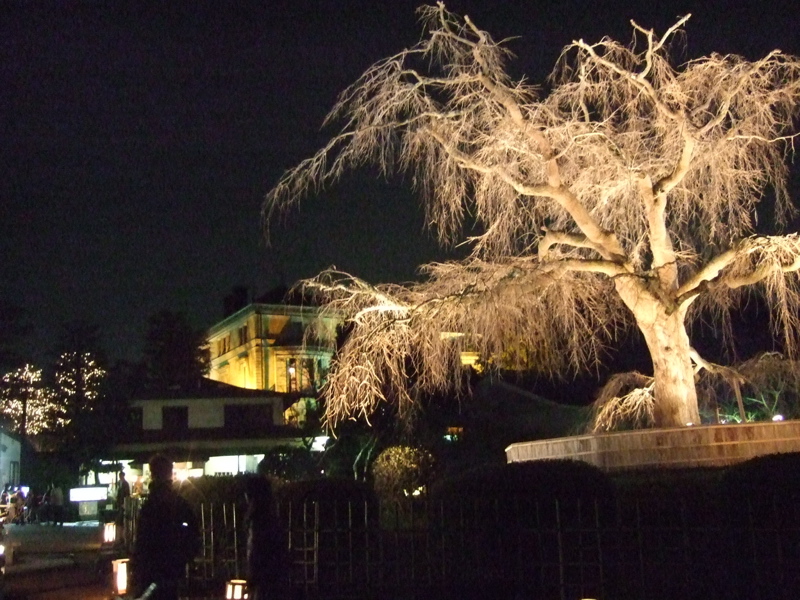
left=717, top=452, right=800, bottom=599
left=258, top=445, right=319, bottom=481
left=143, top=310, right=210, bottom=391
left=430, top=458, right=614, bottom=504
left=277, top=477, right=376, bottom=507
left=175, top=474, right=253, bottom=507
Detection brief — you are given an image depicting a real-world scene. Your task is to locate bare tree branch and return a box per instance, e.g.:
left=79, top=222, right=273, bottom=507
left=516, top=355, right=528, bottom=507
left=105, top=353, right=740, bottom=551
left=268, top=5, right=800, bottom=429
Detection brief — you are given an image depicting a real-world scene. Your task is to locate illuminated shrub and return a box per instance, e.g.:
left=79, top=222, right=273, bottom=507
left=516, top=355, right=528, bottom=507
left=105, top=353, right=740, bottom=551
left=371, top=445, right=436, bottom=501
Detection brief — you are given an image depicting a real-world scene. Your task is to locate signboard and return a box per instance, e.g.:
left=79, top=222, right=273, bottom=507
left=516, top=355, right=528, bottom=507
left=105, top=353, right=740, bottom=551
left=69, top=486, right=108, bottom=502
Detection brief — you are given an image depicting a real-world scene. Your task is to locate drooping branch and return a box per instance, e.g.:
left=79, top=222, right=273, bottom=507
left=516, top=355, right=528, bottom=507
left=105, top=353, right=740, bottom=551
left=419, top=78, right=630, bottom=263
left=303, top=259, right=627, bottom=426
left=267, top=5, right=800, bottom=429
left=591, top=371, right=655, bottom=432
left=724, top=261, right=799, bottom=289
left=683, top=235, right=800, bottom=362
left=571, top=33, right=684, bottom=123
left=630, top=15, right=692, bottom=80
left=690, top=348, right=747, bottom=422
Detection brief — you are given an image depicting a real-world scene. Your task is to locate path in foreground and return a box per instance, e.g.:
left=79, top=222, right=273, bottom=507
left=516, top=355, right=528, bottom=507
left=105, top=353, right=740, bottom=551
left=3, top=521, right=111, bottom=600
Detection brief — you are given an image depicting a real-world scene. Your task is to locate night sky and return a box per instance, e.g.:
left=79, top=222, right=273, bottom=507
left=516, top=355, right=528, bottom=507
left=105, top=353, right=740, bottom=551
left=2, top=0, right=798, bottom=365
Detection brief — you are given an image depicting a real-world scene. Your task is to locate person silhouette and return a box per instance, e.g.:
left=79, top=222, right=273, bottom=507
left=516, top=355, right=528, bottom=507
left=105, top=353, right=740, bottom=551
left=244, top=475, right=286, bottom=600
left=132, top=455, right=200, bottom=600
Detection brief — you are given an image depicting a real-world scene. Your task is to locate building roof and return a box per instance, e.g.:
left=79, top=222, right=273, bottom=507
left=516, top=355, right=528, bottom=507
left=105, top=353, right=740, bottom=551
left=106, top=433, right=306, bottom=463
left=132, top=377, right=290, bottom=401
left=207, top=302, right=328, bottom=339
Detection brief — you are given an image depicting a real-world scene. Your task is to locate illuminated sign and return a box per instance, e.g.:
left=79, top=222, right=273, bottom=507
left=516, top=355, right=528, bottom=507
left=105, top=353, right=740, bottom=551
left=69, top=486, right=108, bottom=502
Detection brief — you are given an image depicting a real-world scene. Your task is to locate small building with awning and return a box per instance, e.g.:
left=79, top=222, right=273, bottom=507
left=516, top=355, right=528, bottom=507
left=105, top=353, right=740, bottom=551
left=93, top=378, right=321, bottom=487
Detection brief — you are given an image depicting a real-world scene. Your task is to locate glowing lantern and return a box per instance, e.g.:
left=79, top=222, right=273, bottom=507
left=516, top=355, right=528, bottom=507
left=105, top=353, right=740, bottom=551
left=225, top=579, right=248, bottom=599
left=104, top=522, right=117, bottom=544
left=112, top=557, right=129, bottom=596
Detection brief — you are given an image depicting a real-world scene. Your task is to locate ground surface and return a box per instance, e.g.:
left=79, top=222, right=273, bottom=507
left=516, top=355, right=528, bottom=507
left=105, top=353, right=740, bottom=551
left=2, top=520, right=113, bottom=600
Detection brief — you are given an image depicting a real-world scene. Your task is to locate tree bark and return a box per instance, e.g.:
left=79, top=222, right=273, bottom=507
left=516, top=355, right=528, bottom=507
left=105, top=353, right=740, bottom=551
left=616, top=281, right=701, bottom=428
left=639, top=310, right=701, bottom=427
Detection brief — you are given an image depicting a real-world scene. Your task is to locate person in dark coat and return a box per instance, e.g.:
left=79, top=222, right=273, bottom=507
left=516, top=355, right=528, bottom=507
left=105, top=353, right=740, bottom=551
left=115, top=471, right=131, bottom=524
left=132, top=454, right=200, bottom=600
left=48, top=483, right=64, bottom=525
left=244, top=475, right=285, bottom=600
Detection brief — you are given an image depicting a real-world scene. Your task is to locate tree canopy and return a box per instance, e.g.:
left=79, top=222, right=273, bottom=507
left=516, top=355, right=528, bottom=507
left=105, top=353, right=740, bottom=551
left=0, top=364, right=66, bottom=436
left=267, top=4, right=800, bottom=429
left=143, top=310, right=210, bottom=392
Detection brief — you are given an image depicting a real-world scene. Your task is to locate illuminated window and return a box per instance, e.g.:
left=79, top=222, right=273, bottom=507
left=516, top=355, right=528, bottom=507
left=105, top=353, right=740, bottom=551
left=301, top=358, right=315, bottom=391
left=287, top=359, right=298, bottom=392
left=443, top=426, right=463, bottom=443
left=238, top=325, right=248, bottom=346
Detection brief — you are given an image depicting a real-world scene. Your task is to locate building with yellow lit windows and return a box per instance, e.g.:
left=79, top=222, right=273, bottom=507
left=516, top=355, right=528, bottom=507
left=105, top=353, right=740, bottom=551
left=95, top=298, right=339, bottom=481
left=207, top=302, right=339, bottom=396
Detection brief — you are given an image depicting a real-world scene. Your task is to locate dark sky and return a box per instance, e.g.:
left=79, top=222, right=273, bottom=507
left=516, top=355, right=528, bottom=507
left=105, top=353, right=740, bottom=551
left=1, top=0, right=798, bottom=364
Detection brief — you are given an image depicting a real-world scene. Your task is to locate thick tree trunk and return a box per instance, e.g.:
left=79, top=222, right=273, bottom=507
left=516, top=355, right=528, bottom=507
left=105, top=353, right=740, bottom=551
left=638, top=309, right=701, bottom=427
left=615, top=280, right=701, bottom=428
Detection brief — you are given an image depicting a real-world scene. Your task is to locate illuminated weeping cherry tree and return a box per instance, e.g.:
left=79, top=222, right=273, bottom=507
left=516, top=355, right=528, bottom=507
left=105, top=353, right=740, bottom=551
left=267, top=4, right=800, bottom=430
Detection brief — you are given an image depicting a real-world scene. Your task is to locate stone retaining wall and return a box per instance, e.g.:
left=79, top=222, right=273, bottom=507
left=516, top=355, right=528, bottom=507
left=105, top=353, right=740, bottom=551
left=505, top=420, right=800, bottom=470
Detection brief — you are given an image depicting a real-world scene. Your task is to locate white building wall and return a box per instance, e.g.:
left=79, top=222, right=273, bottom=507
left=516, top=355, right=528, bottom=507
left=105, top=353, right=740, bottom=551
left=0, top=429, right=20, bottom=486
left=141, top=404, right=163, bottom=430
left=188, top=400, right=224, bottom=428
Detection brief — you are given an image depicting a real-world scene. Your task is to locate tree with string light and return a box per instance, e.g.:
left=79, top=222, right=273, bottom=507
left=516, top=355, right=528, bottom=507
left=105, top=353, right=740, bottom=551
left=0, top=364, right=66, bottom=436
left=53, top=351, right=107, bottom=422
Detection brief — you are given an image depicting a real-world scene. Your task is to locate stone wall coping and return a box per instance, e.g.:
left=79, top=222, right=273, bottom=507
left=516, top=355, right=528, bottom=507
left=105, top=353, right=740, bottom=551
left=505, top=420, right=800, bottom=471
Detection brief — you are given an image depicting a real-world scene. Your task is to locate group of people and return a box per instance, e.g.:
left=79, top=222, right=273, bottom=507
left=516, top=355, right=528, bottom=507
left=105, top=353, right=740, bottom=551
left=1, top=483, right=64, bottom=525
left=131, top=454, right=284, bottom=600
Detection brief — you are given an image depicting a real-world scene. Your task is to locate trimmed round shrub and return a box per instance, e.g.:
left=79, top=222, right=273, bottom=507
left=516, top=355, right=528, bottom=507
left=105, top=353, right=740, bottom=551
left=371, top=445, right=436, bottom=501
left=720, top=451, right=800, bottom=501
left=175, top=474, right=249, bottom=506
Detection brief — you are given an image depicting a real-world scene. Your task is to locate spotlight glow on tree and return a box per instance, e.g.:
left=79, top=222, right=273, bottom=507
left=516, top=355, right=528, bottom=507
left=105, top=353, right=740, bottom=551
left=267, top=4, right=800, bottom=429
left=1, top=364, right=67, bottom=436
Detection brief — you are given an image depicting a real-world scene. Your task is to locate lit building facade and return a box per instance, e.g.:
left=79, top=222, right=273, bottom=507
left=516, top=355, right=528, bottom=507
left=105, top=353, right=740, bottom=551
left=206, top=303, right=339, bottom=394
left=94, top=302, right=339, bottom=488
left=98, top=380, right=324, bottom=484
